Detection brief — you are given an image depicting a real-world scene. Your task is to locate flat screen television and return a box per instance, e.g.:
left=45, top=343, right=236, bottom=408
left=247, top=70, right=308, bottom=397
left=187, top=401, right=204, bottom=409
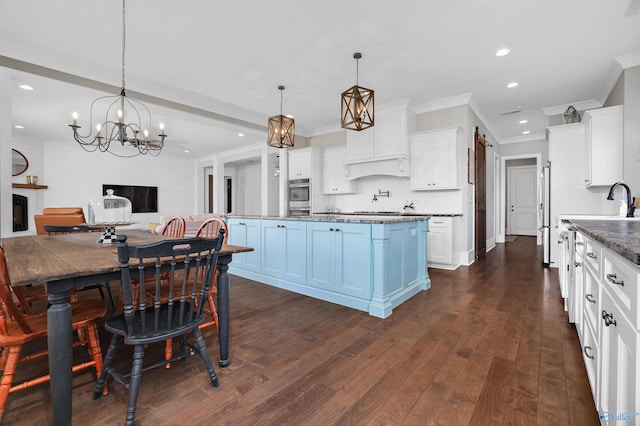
left=103, top=184, right=158, bottom=213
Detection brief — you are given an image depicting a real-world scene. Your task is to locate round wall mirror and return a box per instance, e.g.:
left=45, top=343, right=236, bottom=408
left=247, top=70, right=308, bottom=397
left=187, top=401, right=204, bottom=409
left=12, top=149, right=29, bottom=176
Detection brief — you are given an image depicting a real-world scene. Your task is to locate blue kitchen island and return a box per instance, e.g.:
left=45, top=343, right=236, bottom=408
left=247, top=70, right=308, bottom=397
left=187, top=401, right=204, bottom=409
left=225, top=215, right=430, bottom=318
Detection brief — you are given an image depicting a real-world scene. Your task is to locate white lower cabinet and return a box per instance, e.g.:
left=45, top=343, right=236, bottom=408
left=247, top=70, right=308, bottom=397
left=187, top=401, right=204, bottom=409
left=571, top=230, right=640, bottom=422
left=427, top=217, right=453, bottom=268
left=599, top=286, right=639, bottom=421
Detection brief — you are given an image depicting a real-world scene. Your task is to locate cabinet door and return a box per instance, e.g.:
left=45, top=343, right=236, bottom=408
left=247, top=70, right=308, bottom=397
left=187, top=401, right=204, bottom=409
left=584, top=106, right=623, bottom=187
left=306, top=222, right=371, bottom=299
left=288, top=149, right=312, bottom=178
left=335, top=223, right=371, bottom=299
left=409, top=127, right=459, bottom=190
left=427, top=219, right=452, bottom=265
left=306, top=223, right=337, bottom=290
left=599, top=288, right=638, bottom=418
left=322, top=147, right=353, bottom=194
left=261, top=220, right=306, bottom=284
left=227, top=218, right=260, bottom=272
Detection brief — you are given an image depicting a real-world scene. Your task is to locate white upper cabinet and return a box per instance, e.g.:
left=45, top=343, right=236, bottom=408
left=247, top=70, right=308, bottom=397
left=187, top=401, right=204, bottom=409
left=409, top=126, right=461, bottom=191
left=583, top=105, right=623, bottom=187
left=346, top=104, right=415, bottom=162
left=322, top=146, right=354, bottom=194
left=288, top=149, right=312, bottom=179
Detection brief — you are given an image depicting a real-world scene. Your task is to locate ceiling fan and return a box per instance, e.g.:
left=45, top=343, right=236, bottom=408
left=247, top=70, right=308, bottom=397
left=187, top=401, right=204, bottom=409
left=626, top=0, right=640, bottom=16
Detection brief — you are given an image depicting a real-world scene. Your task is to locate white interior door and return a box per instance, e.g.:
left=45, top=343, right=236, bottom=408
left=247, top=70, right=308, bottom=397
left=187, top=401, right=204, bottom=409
left=507, top=166, right=537, bottom=236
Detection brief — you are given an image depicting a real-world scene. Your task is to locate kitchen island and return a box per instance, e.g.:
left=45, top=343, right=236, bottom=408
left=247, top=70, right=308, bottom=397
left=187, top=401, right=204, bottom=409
left=225, top=215, right=430, bottom=318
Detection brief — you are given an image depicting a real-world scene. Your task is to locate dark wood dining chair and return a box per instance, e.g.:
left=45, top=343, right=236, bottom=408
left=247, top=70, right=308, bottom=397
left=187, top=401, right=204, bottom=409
left=94, top=234, right=224, bottom=426
left=0, top=246, right=106, bottom=423
left=158, top=218, right=229, bottom=366
left=43, top=224, right=116, bottom=310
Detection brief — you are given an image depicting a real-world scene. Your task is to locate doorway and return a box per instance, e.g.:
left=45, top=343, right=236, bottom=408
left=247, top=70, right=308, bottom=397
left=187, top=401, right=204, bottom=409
left=507, top=165, right=537, bottom=236
left=498, top=154, right=542, bottom=245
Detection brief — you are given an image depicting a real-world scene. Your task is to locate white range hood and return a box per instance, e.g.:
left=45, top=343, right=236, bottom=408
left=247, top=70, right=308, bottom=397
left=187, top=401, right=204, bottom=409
left=343, top=154, right=409, bottom=180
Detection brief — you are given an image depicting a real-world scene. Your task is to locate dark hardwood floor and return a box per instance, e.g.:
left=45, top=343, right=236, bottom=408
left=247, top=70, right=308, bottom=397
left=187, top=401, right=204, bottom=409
left=3, top=236, right=599, bottom=425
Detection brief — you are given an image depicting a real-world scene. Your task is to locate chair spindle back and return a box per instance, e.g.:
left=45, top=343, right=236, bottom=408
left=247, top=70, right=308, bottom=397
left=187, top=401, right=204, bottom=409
left=117, top=231, right=224, bottom=338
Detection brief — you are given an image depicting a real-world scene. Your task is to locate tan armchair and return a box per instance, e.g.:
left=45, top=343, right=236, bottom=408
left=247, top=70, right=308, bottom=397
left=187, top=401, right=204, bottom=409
left=34, top=207, right=85, bottom=235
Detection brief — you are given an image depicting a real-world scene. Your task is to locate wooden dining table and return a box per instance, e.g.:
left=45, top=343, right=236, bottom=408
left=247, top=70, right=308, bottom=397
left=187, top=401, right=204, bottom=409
left=0, top=230, right=252, bottom=426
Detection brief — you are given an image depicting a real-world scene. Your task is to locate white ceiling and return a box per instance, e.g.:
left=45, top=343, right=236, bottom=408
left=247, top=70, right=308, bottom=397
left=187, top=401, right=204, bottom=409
left=2, top=0, right=640, bottom=158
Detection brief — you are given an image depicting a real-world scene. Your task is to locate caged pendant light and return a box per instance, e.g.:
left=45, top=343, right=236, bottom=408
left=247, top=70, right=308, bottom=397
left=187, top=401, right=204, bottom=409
left=267, top=85, right=295, bottom=148
left=341, top=52, right=374, bottom=131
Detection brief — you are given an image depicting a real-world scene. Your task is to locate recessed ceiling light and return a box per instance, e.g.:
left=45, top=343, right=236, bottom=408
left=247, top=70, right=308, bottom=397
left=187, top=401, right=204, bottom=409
left=14, top=125, right=24, bottom=129
left=184, top=150, right=190, bottom=153
left=495, top=48, right=510, bottom=57
left=522, top=130, right=530, bottom=135
left=514, top=105, right=524, bottom=110
left=519, top=119, right=528, bottom=124
left=18, top=84, right=33, bottom=91
left=238, top=133, right=244, bottom=137
left=507, top=82, right=519, bottom=88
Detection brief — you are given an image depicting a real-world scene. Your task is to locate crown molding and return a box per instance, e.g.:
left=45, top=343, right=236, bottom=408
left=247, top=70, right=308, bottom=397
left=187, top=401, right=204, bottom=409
left=412, top=93, right=472, bottom=114
left=499, top=133, right=546, bottom=145
left=541, top=99, right=602, bottom=117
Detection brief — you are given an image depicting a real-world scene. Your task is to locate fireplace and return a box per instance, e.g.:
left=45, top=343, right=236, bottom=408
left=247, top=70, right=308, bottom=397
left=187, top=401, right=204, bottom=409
left=13, top=194, right=28, bottom=232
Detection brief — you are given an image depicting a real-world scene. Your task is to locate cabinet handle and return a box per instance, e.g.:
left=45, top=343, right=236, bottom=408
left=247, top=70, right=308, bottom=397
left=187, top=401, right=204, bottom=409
left=576, top=241, right=584, bottom=246
left=432, top=221, right=444, bottom=224
left=557, top=240, right=564, bottom=244
left=585, top=294, right=596, bottom=303
left=606, top=273, right=624, bottom=286
left=335, top=228, right=340, bottom=232
left=239, top=222, right=246, bottom=226
left=586, top=252, right=597, bottom=260
left=602, top=310, right=617, bottom=327
left=574, top=261, right=582, bottom=268
left=583, top=346, right=595, bottom=360
left=329, top=228, right=334, bottom=231
left=277, top=224, right=286, bottom=228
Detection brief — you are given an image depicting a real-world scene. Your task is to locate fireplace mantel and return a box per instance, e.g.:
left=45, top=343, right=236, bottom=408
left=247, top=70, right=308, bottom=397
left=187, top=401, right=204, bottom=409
left=12, top=183, right=48, bottom=190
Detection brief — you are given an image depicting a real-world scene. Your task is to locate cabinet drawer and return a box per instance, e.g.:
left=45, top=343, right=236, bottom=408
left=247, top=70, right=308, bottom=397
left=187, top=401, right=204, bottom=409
left=583, top=266, right=600, bottom=342
left=581, top=318, right=599, bottom=405
left=602, top=249, right=640, bottom=330
left=583, top=237, right=602, bottom=276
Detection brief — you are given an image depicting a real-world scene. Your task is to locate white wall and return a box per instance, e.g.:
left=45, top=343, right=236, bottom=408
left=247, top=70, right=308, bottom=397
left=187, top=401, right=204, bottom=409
left=231, top=161, right=261, bottom=215
left=41, top=138, right=197, bottom=231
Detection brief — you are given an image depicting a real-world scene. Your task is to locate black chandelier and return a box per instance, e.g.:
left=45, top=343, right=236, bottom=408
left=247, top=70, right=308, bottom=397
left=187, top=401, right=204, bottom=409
left=69, top=0, right=166, bottom=157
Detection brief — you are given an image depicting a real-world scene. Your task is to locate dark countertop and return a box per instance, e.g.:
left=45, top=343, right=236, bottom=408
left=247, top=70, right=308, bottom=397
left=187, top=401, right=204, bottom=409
left=570, top=219, right=640, bottom=265
left=224, top=214, right=429, bottom=224
left=313, top=212, right=462, bottom=217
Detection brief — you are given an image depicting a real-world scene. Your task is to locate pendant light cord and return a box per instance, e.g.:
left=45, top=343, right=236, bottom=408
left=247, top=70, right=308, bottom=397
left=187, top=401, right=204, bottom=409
left=121, top=0, right=126, bottom=92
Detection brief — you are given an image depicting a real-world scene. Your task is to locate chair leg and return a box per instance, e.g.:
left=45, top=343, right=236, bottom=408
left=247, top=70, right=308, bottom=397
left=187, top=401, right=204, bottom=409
left=191, top=328, right=219, bottom=387
left=85, top=323, right=107, bottom=395
left=165, top=339, right=173, bottom=368
left=0, top=346, right=21, bottom=424
left=125, top=344, right=145, bottom=426
left=94, top=334, right=120, bottom=400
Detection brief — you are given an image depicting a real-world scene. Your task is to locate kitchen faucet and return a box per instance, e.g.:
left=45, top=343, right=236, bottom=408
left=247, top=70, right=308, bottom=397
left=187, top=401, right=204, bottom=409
left=607, top=182, right=636, bottom=217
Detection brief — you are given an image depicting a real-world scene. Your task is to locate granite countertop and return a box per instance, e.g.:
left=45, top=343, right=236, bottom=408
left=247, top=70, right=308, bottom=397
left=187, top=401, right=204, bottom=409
left=570, top=219, right=640, bottom=265
left=224, top=214, right=429, bottom=224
